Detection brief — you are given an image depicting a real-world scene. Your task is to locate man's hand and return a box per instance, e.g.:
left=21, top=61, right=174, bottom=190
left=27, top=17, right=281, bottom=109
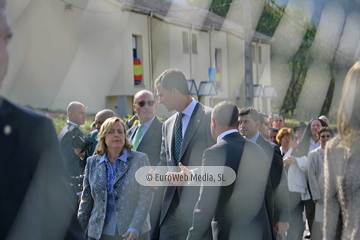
left=77, top=194, right=82, bottom=204
left=275, top=221, right=289, bottom=234
left=283, top=155, right=296, bottom=165
left=165, top=163, right=192, bottom=185
left=122, top=231, right=137, bottom=240
left=74, top=148, right=85, bottom=160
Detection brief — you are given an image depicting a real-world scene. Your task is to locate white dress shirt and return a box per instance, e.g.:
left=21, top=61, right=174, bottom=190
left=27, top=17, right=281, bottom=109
left=217, top=129, right=238, bottom=143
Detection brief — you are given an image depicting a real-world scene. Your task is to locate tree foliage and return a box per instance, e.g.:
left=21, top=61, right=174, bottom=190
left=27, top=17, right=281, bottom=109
left=281, top=22, right=318, bottom=117
left=255, top=3, right=285, bottom=37
left=208, top=0, right=233, bottom=18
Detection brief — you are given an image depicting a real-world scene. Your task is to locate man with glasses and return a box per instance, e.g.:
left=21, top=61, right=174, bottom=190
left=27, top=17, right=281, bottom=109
left=307, top=127, right=333, bottom=240
left=259, top=112, right=270, bottom=139
left=126, top=90, right=163, bottom=240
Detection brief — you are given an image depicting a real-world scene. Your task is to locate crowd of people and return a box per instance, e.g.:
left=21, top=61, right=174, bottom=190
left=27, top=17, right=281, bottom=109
left=1, top=0, right=360, bottom=238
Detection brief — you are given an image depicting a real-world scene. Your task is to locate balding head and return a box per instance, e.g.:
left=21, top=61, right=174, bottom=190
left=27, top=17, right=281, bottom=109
left=319, top=115, right=330, bottom=125
left=134, top=90, right=154, bottom=102
left=67, top=101, right=87, bottom=125
left=211, top=101, right=239, bottom=141
left=94, top=109, right=116, bottom=131
left=212, top=101, right=239, bottom=128
left=133, top=90, right=157, bottom=124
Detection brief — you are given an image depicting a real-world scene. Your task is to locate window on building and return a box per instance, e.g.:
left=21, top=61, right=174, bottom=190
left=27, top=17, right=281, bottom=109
left=215, top=48, right=222, bottom=87
left=183, top=31, right=189, bottom=53
left=252, top=45, right=256, bottom=62
left=192, top=33, right=197, bottom=53
left=258, top=46, right=262, bottom=63
left=133, top=35, right=143, bottom=85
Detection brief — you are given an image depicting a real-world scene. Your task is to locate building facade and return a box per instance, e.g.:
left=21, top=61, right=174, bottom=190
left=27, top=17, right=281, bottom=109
left=2, top=0, right=274, bottom=117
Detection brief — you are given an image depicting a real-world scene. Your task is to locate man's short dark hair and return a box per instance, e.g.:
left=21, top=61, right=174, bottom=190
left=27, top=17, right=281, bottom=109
left=212, top=101, right=238, bottom=127
left=269, top=127, right=279, bottom=133
left=318, top=127, right=333, bottom=137
left=259, top=112, right=268, bottom=124
left=154, top=69, right=190, bottom=95
left=238, top=107, right=259, bottom=122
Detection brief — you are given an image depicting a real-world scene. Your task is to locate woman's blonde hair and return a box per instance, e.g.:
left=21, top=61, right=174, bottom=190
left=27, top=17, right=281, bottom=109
left=276, top=127, right=294, bottom=147
left=338, top=61, right=360, bottom=147
left=95, top=117, right=132, bottom=155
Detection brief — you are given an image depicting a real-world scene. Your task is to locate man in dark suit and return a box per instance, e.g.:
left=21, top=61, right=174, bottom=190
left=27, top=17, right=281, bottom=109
left=126, top=90, right=163, bottom=240
left=155, top=69, right=215, bottom=239
left=187, top=101, right=271, bottom=240
left=239, top=107, right=290, bottom=239
left=58, top=101, right=87, bottom=194
left=0, top=1, right=82, bottom=238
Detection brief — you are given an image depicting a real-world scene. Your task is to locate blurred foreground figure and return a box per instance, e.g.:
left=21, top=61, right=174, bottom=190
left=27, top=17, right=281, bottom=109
left=307, top=127, right=333, bottom=240
left=187, top=102, right=271, bottom=240
left=0, top=1, right=82, bottom=239
left=324, top=61, right=360, bottom=240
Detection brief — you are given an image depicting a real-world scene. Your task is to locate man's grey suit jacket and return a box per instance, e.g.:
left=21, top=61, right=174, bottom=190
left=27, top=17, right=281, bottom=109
left=126, top=117, right=163, bottom=239
left=187, top=132, right=272, bottom=240
left=126, top=117, right=163, bottom=166
left=158, top=102, right=215, bottom=226
left=256, top=135, right=290, bottom=236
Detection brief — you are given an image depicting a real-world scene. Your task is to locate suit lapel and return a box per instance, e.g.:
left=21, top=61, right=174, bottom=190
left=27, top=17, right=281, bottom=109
left=256, top=135, right=263, bottom=146
left=114, top=153, right=132, bottom=184
left=179, top=103, right=202, bottom=160
left=167, top=115, right=176, bottom=163
left=127, top=124, right=139, bottom=142
left=138, top=118, right=158, bottom=149
left=97, top=157, right=108, bottom=192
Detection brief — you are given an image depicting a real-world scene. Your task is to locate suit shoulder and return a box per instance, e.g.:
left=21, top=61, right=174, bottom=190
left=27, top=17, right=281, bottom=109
left=87, top=130, right=98, bottom=138
left=197, top=102, right=212, bottom=115
left=154, top=116, right=163, bottom=125
left=86, top=155, right=101, bottom=165
left=130, top=151, right=150, bottom=165
left=245, top=139, right=266, bottom=155
left=4, top=98, right=51, bottom=124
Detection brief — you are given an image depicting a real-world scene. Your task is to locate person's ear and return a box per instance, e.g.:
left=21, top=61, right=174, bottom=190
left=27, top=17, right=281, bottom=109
left=211, top=118, right=216, bottom=129
left=255, top=120, right=261, bottom=130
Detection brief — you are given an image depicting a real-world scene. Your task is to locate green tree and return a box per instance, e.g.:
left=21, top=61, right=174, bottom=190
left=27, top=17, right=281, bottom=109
left=208, top=0, right=233, bottom=18
left=256, top=3, right=285, bottom=37
left=282, top=22, right=317, bottom=117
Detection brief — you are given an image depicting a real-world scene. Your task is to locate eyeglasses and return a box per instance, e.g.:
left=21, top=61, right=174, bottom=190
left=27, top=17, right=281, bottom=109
left=263, top=122, right=269, bottom=126
left=320, top=135, right=331, bottom=138
left=135, top=100, right=155, bottom=107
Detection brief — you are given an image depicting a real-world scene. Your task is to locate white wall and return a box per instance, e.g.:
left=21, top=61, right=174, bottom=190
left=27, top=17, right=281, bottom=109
left=2, top=0, right=150, bottom=113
